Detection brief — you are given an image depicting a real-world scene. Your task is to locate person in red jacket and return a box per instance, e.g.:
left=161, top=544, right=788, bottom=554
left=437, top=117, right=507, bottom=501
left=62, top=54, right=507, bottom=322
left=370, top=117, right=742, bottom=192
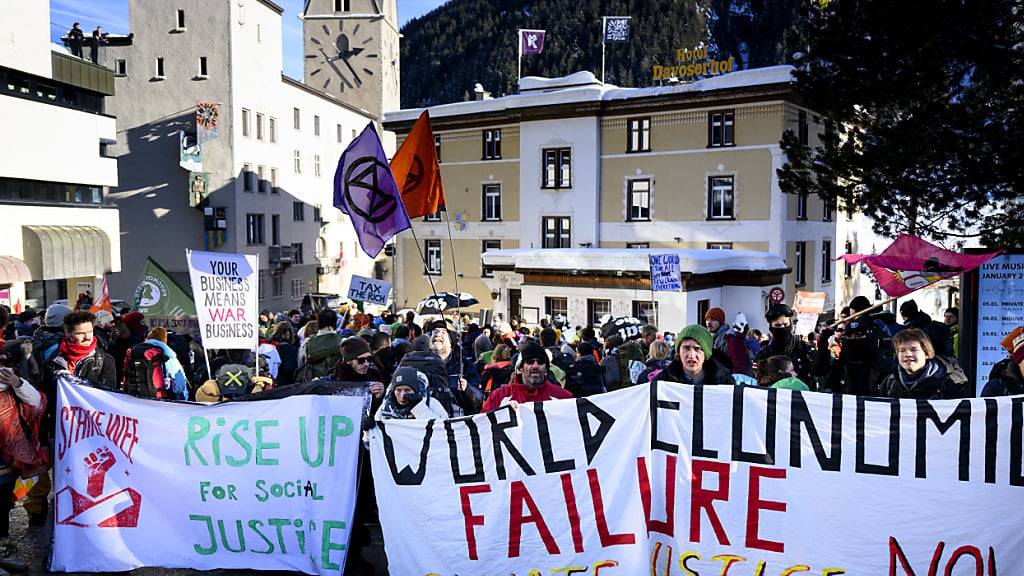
left=704, top=307, right=752, bottom=375
left=482, top=342, right=572, bottom=412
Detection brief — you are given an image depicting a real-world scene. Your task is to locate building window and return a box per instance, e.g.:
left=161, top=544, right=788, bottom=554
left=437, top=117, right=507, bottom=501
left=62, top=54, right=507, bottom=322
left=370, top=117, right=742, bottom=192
left=424, top=210, right=441, bottom=222
left=425, top=240, right=442, bottom=275
left=542, top=148, right=571, bottom=189
left=482, top=239, right=501, bottom=277
left=270, top=168, right=278, bottom=193
left=844, top=241, right=853, bottom=278
left=257, top=165, right=267, bottom=193
left=256, top=113, right=264, bottom=141
left=587, top=299, right=611, bottom=326
left=337, top=123, right=343, bottom=143
left=434, top=135, right=442, bottom=162
left=290, top=278, right=305, bottom=301
left=823, top=197, right=833, bottom=222
left=798, top=109, right=808, bottom=147
left=708, top=110, right=734, bottom=147
left=114, top=59, right=127, bottom=76
left=293, top=201, right=305, bottom=221
left=269, top=117, right=277, bottom=143
left=241, top=108, right=250, bottom=137
left=198, top=56, right=208, bottom=77
left=482, top=129, right=502, bottom=159
left=246, top=213, right=265, bottom=245
left=542, top=216, right=571, bottom=248
left=242, top=163, right=254, bottom=191
left=293, top=150, right=301, bottom=174
left=632, top=300, right=658, bottom=327
left=545, top=297, right=567, bottom=320
left=314, top=115, right=320, bottom=136
left=272, top=274, right=284, bottom=298
left=314, top=154, right=321, bottom=177
left=155, top=57, right=165, bottom=78
left=821, top=240, right=832, bottom=283
left=626, top=242, right=649, bottom=249
left=795, top=241, right=806, bottom=287
left=313, top=205, right=322, bottom=222
left=707, top=242, right=733, bottom=250
left=335, top=0, right=350, bottom=11
left=293, top=107, right=300, bottom=130
left=627, top=117, right=651, bottom=152
left=697, top=299, right=711, bottom=324
left=315, top=237, right=326, bottom=259
left=271, top=214, right=280, bottom=245
left=176, top=9, right=186, bottom=29
left=708, top=176, right=735, bottom=220
left=797, top=191, right=808, bottom=220
left=627, top=179, right=651, bottom=221
left=482, top=184, right=502, bottom=221
left=292, top=243, right=304, bottom=265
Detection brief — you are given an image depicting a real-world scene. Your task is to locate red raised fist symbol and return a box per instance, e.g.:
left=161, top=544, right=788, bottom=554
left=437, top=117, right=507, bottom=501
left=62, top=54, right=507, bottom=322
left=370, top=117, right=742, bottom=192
left=84, top=447, right=116, bottom=498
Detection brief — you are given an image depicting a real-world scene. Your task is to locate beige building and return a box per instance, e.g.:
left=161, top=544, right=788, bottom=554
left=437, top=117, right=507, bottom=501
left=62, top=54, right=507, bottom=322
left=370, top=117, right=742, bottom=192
left=383, top=66, right=836, bottom=326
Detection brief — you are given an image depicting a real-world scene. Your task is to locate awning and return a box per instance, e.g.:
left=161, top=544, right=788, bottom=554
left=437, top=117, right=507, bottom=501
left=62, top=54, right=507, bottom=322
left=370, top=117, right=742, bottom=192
left=0, top=255, right=32, bottom=283
left=22, top=225, right=112, bottom=280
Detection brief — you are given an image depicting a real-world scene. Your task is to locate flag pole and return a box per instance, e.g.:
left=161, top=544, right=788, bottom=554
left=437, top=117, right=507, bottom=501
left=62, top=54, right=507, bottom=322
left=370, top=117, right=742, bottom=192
left=601, top=17, right=607, bottom=84
left=441, top=208, right=466, bottom=379
left=517, top=29, right=522, bottom=84
left=407, top=225, right=439, bottom=297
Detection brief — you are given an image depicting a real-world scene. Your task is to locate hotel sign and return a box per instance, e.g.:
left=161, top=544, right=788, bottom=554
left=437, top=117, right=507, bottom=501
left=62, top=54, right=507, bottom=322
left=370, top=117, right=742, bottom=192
left=653, top=47, right=735, bottom=81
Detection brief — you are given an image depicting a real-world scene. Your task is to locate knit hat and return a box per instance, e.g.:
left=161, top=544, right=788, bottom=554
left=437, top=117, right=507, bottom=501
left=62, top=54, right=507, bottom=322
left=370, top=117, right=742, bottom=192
left=733, top=312, right=749, bottom=333
left=18, top=309, right=38, bottom=323
left=44, top=304, right=73, bottom=328
left=122, top=311, right=146, bottom=335
left=1002, top=326, right=1024, bottom=365
left=765, top=303, right=794, bottom=322
left=516, top=341, right=549, bottom=370
left=704, top=307, right=726, bottom=326
left=146, top=326, right=168, bottom=342
left=340, top=336, right=371, bottom=362
left=675, top=324, right=713, bottom=359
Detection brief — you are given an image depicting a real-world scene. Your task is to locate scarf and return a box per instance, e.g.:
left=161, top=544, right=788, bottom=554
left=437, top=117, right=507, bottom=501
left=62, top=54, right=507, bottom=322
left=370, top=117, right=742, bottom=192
left=0, top=389, right=48, bottom=475
left=898, top=359, right=941, bottom=391
left=59, top=337, right=97, bottom=372
left=378, top=378, right=429, bottom=420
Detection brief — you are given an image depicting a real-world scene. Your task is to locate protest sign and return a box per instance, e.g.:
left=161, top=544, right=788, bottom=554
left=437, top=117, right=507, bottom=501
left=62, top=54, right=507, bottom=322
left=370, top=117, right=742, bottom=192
left=370, top=383, right=1024, bottom=574
left=649, top=254, right=682, bottom=292
left=51, top=378, right=365, bottom=575
left=187, top=249, right=258, bottom=349
left=793, top=291, right=827, bottom=337
left=975, top=254, right=1024, bottom=390
left=347, top=274, right=392, bottom=306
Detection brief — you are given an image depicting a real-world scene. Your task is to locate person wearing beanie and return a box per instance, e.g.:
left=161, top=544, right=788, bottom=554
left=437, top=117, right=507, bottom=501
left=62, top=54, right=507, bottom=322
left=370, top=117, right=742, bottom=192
left=44, top=304, right=73, bottom=329
left=482, top=341, right=572, bottom=412
left=335, top=336, right=385, bottom=392
left=704, top=306, right=752, bottom=376
left=121, top=311, right=147, bottom=345
left=651, top=324, right=735, bottom=386
left=756, top=303, right=816, bottom=388
left=981, top=326, right=1024, bottom=397
left=14, top=309, right=40, bottom=338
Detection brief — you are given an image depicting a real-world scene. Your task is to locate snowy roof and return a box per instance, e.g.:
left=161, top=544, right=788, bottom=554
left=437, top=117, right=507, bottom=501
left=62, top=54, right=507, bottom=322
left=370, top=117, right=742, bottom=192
left=481, top=248, right=788, bottom=276
left=385, top=65, right=795, bottom=124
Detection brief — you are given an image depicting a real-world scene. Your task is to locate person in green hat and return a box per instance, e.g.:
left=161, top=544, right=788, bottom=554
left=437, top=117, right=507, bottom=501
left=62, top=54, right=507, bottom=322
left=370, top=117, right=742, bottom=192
left=651, top=324, right=736, bottom=386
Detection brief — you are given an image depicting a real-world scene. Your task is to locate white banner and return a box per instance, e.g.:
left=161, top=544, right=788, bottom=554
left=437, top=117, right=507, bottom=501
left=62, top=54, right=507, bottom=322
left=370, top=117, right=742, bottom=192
left=370, top=383, right=1024, bottom=574
left=347, top=274, right=392, bottom=306
left=52, top=379, right=365, bottom=575
left=187, top=249, right=258, bottom=349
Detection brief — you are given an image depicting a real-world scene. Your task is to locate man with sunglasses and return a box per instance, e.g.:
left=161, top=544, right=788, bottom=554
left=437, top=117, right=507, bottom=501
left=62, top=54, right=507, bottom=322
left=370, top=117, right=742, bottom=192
left=336, top=337, right=386, bottom=402
left=482, top=342, right=572, bottom=413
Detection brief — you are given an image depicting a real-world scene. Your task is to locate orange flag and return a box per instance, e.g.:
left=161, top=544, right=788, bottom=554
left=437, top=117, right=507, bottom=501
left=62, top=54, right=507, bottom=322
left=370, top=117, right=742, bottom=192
left=90, top=276, right=112, bottom=314
left=390, top=110, right=446, bottom=219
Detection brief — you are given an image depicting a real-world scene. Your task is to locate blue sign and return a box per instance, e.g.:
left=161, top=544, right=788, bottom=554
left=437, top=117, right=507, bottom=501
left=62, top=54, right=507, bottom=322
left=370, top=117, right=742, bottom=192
left=649, top=254, right=682, bottom=292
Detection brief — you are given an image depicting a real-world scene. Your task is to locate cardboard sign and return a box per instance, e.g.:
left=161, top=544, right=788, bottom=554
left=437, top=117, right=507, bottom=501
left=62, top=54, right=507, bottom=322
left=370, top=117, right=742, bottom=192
left=649, top=254, right=682, bottom=292
left=51, top=378, right=365, bottom=575
left=370, top=383, right=1024, bottom=574
left=793, top=291, right=827, bottom=336
left=187, top=250, right=258, bottom=349
left=346, top=274, right=392, bottom=306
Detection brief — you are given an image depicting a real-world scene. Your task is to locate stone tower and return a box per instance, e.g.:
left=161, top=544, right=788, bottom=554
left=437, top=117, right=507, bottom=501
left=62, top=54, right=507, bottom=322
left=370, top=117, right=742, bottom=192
left=302, top=0, right=400, bottom=119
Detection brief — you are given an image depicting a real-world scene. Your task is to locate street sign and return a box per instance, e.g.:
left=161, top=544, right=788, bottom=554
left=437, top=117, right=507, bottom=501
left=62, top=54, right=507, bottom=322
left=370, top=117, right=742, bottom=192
left=768, top=286, right=786, bottom=304
left=347, top=274, right=392, bottom=306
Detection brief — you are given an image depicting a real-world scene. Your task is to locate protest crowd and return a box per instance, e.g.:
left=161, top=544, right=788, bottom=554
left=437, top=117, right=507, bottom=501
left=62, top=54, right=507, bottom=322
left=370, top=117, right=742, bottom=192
left=1, top=287, right=1021, bottom=575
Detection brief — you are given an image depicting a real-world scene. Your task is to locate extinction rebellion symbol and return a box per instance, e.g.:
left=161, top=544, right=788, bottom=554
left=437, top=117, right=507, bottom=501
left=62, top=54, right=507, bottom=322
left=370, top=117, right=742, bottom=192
left=343, top=156, right=399, bottom=224
left=401, top=155, right=425, bottom=198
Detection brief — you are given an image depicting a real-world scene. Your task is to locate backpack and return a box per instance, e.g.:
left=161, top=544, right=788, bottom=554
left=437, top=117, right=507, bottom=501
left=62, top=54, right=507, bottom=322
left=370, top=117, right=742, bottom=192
left=616, top=341, right=645, bottom=389
left=215, top=364, right=254, bottom=399
left=122, top=343, right=169, bottom=399
left=566, top=357, right=606, bottom=397
left=547, top=347, right=574, bottom=375
left=299, top=332, right=343, bottom=381
left=399, top=350, right=457, bottom=416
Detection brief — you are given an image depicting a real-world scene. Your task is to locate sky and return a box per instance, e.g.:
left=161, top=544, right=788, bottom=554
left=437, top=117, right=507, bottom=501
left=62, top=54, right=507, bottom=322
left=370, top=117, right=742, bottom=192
left=49, top=0, right=448, bottom=79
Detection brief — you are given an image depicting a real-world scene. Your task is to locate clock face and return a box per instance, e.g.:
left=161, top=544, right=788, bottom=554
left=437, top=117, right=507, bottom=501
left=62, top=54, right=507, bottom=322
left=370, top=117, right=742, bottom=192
left=307, top=21, right=378, bottom=93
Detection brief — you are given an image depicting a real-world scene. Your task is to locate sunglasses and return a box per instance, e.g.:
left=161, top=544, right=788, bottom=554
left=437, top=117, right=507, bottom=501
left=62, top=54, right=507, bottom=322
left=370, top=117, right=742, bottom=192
left=353, top=355, right=373, bottom=364
left=522, top=358, right=546, bottom=366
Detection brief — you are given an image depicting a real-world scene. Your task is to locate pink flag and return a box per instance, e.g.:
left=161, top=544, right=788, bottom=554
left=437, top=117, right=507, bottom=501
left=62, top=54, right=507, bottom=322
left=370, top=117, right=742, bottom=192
left=838, top=234, right=1003, bottom=297
left=520, top=29, right=546, bottom=55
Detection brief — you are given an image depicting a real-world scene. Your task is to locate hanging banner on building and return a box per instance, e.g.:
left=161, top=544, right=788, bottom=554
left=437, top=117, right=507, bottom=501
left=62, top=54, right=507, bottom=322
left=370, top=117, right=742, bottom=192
left=51, top=377, right=364, bottom=575
left=370, top=383, right=1024, bottom=574
left=187, top=250, right=258, bottom=349
left=179, top=131, right=202, bottom=172
left=649, top=254, right=682, bottom=292
left=975, top=253, right=1024, bottom=389
left=188, top=172, right=211, bottom=208
left=346, top=274, right=391, bottom=306
left=793, top=290, right=827, bottom=337
left=196, top=100, right=221, bottom=144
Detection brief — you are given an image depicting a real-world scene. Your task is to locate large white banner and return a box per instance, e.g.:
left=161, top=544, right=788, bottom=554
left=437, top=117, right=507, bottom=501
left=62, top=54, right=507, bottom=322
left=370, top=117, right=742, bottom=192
left=187, top=249, right=258, bottom=349
left=52, top=378, right=365, bottom=575
left=370, top=383, right=1024, bottom=574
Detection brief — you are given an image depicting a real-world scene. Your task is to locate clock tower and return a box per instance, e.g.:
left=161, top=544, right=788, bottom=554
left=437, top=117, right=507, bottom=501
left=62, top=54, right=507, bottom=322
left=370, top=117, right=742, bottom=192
left=301, top=0, right=400, bottom=119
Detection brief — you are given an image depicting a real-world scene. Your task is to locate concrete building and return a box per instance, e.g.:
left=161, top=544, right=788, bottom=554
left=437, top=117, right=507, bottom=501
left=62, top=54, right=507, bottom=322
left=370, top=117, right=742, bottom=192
left=383, top=67, right=836, bottom=327
left=103, top=0, right=399, bottom=310
left=0, top=1, right=121, bottom=310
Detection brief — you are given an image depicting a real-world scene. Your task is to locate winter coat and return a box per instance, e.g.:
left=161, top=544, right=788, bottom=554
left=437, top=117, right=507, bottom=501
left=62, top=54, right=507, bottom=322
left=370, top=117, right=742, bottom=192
left=566, top=355, right=606, bottom=397
left=878, top=357, right=967, bottom=400
left=480, top=360, right=514, bottom=394
left=274, top=341, right=299, bottom=385
left=712, top=326, right=753, bottom=376
left=482, top=374, right=573, bottom=412
left=650, top=356, right=736, bottom=386
left=981, top=359, right=1024, bottom=397
left=636, top=357, right=670, bottom=385
left=439, top=346, right=484, bottom=415
left=143, top=338, right=189, bottom=399
left=756, top=336, right=816, bottom=390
